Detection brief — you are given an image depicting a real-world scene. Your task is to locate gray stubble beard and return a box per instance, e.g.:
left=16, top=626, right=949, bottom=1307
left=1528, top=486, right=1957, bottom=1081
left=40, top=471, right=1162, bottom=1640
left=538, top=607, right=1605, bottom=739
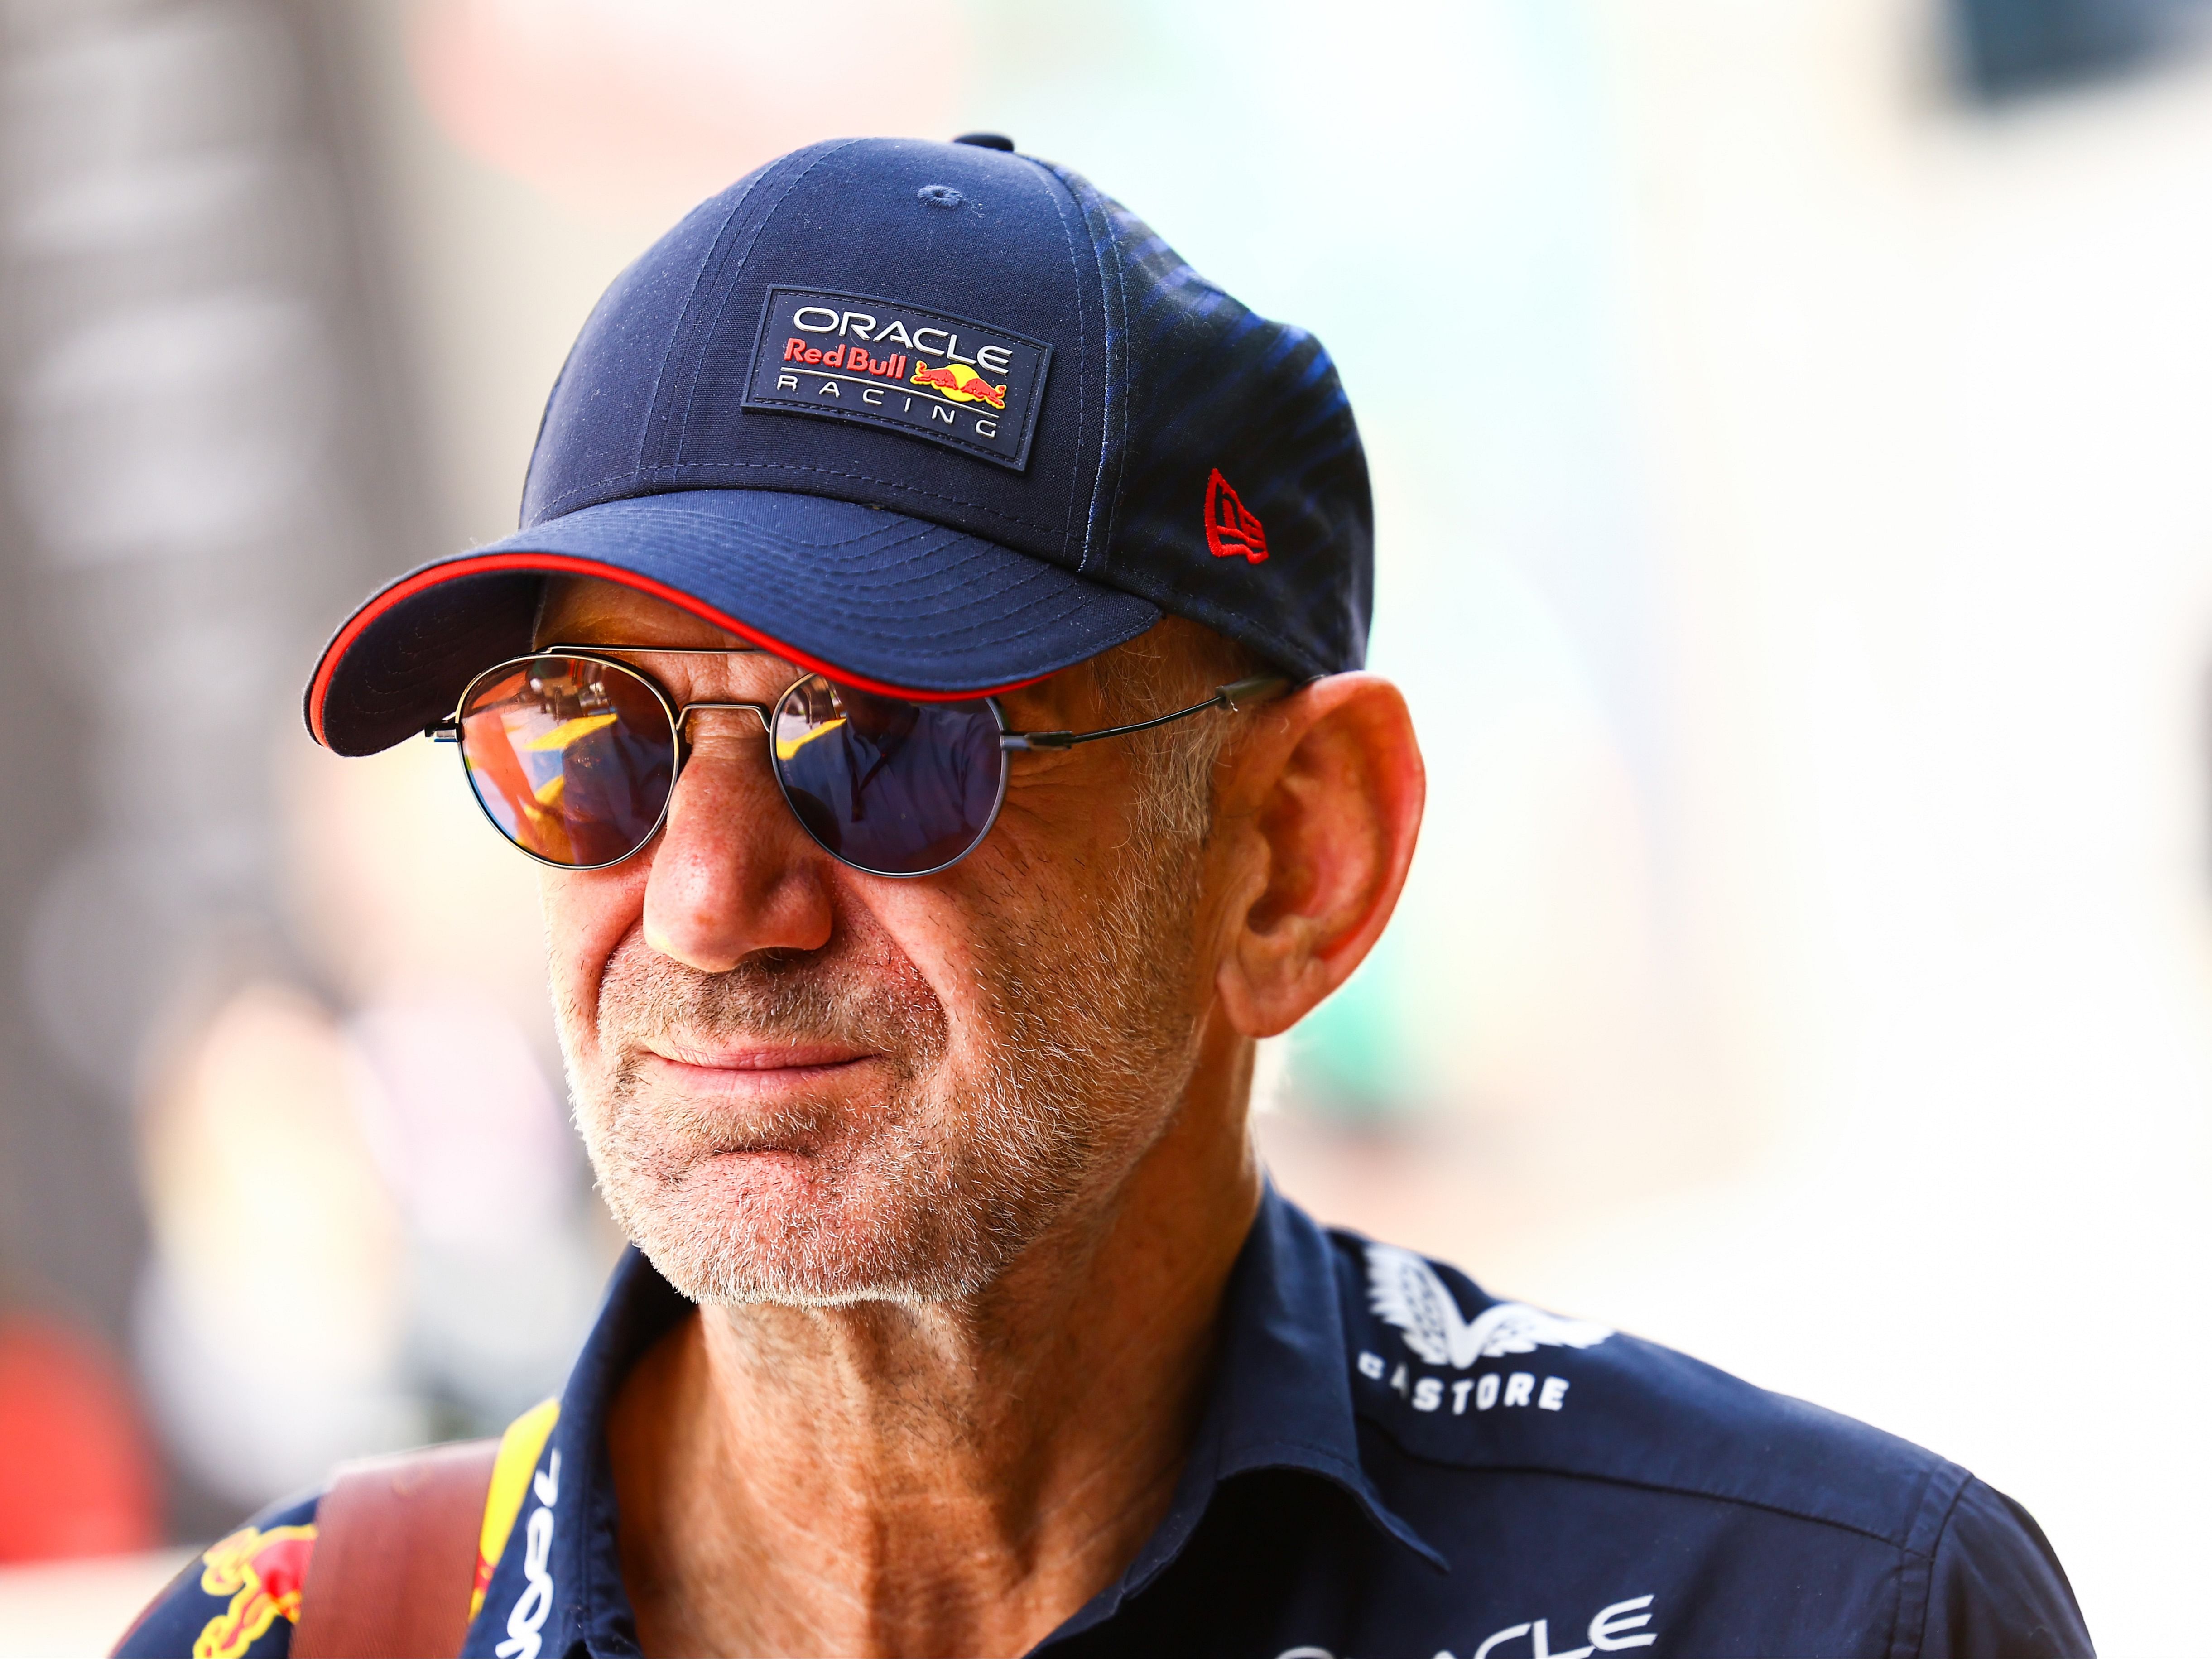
left=559, top=827, right=1207, bottom=1310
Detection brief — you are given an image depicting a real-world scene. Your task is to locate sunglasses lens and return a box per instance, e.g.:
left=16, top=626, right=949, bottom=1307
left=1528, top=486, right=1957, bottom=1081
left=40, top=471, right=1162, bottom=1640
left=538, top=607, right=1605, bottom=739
left=772, top=678, right=1005, bottom=875
left=457, top=656, right=675, bottom=867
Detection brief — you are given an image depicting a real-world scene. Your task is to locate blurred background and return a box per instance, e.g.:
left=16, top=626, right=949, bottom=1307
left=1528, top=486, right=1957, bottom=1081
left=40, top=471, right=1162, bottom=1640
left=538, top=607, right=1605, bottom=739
left=0, top=0, right=2207, bottom=1650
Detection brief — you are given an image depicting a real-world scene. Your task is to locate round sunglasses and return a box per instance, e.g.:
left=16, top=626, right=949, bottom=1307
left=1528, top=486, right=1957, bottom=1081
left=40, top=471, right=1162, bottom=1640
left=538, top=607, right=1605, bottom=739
left=428, top=647, right=1289, bottom=878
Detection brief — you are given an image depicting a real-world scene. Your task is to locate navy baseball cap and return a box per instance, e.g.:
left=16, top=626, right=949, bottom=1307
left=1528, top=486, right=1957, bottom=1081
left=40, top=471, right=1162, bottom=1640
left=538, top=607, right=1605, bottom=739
left=305, top=136, right=1372, bottom=755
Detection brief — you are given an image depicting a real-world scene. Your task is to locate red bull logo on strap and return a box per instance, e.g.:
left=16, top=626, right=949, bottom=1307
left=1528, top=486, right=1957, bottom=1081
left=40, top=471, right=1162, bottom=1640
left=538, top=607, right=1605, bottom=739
left=191, top=1523, right=316, bottom=1659
left=746, top=286, right=1052, bottom=469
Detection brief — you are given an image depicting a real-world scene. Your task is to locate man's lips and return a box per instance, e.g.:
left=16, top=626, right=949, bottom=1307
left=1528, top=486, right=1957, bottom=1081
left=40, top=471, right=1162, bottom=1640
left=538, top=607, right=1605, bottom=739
left=635, top=1043, right=882, bottom=1124
left=645, top=1039, right=875, bottom=1072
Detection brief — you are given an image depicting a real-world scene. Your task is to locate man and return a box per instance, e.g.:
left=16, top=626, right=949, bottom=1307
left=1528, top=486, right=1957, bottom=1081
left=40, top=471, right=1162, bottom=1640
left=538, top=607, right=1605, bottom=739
left=120, top=135, right=2090, bottom=1657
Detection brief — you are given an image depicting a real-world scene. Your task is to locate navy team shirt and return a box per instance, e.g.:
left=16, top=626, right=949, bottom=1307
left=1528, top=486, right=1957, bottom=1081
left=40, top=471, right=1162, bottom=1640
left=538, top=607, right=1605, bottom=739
left=119, top=1186, right=2090, bottom=1657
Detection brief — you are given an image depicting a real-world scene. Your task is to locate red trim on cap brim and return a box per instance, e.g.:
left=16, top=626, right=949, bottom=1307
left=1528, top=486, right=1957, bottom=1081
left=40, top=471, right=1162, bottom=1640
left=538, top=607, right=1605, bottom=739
left=306, top=551, right=1051, bottom=748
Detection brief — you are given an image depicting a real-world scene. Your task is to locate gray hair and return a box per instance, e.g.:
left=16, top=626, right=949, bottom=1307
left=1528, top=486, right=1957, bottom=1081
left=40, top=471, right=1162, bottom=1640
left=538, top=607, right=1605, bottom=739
left=1086, top=619, right=1264, bottom=849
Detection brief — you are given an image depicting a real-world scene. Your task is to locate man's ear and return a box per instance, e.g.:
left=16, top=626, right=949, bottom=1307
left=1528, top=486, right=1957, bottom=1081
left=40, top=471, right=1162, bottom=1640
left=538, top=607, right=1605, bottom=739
left=1213, top=673, right=1425, bottom=1038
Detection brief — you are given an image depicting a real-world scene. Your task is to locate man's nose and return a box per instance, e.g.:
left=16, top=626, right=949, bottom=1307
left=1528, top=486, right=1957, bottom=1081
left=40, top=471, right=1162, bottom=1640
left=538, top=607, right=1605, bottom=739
left=641, top=714, right=834, bottom=972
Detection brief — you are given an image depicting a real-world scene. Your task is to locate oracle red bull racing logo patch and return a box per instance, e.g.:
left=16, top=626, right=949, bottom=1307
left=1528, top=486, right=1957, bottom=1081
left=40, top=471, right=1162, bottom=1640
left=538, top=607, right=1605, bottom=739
left=746, top=286, right=1051, bottom=469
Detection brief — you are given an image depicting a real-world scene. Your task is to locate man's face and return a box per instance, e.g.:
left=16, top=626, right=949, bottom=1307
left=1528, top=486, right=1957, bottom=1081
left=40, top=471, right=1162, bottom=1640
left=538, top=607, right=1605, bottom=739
left=539, top=581, right=1217, bottom=1307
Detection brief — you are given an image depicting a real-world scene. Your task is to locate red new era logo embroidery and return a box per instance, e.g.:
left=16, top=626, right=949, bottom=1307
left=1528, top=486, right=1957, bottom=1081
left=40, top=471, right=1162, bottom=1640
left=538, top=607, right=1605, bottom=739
left=1204, top=469, right=1269, bottom=564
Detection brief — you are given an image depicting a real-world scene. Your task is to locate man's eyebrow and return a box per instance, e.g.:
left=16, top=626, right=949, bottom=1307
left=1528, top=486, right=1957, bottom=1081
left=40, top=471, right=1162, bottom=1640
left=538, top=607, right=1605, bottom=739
left=538, top=642, right=769, bottom=656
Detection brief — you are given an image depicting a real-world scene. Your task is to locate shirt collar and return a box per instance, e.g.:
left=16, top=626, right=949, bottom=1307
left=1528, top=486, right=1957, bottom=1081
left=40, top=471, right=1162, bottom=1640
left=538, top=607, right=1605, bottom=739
left=476, top=1184, right=1442, bottom=1657
left=1039, top=1184, right=1446, bottom=1645
left=492, top=1249, right=685, bottom=1659
left=1216, top=1183, right=1444, bottom=1563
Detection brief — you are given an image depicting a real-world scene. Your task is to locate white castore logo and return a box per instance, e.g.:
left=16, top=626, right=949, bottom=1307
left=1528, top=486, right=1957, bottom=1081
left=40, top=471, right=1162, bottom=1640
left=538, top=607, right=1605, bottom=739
left=495, top=1448, right=562, bottom=1659
left=1365, top=1244, right=1611, bottom=1369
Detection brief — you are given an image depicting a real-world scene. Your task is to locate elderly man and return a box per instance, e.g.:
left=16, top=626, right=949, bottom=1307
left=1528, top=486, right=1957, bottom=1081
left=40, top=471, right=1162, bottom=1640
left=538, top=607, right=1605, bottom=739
left=120, top=137, right=2089, bottom=1658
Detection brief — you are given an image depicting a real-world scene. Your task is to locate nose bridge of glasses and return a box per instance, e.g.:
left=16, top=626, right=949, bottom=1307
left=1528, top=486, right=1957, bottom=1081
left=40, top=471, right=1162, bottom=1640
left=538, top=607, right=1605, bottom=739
left=677, top=700, right=774, bottom=737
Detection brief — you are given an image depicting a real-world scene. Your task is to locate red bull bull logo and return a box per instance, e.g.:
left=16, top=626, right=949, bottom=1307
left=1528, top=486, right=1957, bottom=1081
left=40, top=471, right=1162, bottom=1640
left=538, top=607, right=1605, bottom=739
left=909, top=360, right=1008, bottom=409
left=192, top=1522, right=317, bottom=1659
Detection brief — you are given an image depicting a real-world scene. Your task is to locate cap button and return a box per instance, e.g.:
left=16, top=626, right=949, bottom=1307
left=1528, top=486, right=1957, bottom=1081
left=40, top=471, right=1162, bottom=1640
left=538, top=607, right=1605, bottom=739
left=952, top=132, right=1015, bottom=151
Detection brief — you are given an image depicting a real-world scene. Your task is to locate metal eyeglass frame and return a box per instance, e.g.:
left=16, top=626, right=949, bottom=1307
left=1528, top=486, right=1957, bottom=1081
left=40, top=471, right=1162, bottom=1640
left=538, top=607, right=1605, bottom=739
left=427, top=645, right=1291, bottom=879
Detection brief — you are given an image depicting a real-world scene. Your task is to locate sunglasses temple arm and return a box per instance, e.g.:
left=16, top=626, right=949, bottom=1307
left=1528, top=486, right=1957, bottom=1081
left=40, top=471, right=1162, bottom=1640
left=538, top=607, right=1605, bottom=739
left=425, top=718, right=459, bottom=743
left=1000, top=675, right=1295, bottom=753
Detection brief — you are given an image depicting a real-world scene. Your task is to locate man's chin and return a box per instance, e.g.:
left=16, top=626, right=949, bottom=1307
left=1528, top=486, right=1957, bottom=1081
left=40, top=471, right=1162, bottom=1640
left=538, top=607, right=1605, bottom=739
left=609, top=1161, right=1001, bottom=1308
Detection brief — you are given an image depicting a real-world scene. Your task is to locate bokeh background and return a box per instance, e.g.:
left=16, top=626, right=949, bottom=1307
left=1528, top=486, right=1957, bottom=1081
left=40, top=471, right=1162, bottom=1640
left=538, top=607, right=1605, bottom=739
left=1, top=0, right=2208, bottom=1650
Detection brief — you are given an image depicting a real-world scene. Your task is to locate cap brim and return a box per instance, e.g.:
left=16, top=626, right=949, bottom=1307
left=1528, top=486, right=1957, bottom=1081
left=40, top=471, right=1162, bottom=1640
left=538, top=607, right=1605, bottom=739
left=306, top=489, right=1161, bottom=755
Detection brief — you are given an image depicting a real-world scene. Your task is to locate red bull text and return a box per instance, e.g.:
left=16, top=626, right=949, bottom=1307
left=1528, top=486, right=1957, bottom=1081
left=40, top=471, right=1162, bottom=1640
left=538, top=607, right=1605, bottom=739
left=781, top=337, right=907, bottom=381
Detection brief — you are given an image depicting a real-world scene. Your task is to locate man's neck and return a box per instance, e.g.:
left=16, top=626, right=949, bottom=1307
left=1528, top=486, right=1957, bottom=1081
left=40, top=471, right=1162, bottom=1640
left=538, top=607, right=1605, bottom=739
left=606, top=1034, right=1264, bottom=1658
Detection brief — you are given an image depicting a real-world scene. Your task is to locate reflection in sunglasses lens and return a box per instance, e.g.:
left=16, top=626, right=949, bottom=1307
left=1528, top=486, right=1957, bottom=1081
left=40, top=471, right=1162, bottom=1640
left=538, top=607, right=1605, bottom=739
left=773, top=678, right=1004, bottom=875
left=458, top=657, right=675, bottom=866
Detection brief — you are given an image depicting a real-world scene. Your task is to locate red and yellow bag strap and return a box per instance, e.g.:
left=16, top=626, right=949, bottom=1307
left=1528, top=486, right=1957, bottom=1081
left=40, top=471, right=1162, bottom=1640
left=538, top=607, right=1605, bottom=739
left=468, top=1399, right=562, bottom=1621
